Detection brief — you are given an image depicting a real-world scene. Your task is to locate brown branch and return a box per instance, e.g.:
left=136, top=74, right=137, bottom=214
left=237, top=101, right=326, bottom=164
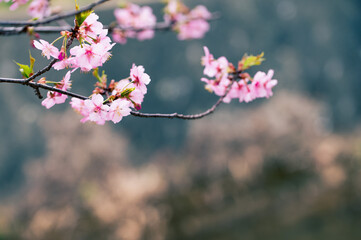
left=0, top=13, right=220, bottom=36
left=0, top=26, right=72, bottom=36
left=130, top=81, right=233, bottom=120
left=25, top=31, right=76, bottom=83
left=0, top=75, right=233, bottom=119
left=0, top=77, right=88, bottom=99
left=0, top=0, right=111, bottom=27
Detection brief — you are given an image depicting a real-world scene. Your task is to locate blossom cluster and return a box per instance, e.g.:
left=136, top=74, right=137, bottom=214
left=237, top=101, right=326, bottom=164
left=70, top=64, right=151, bottom=125
left=201, top=47, right=278, bottom=103
left=164, top=0, right=212, bottom=40
left=34, top=13, right=114, bottom=72
left=3, top=0, right=213, bottom=42
left=112, top=3, right=157, bottom=44
left=6, top=1, right=278, bottom=125
left=111, top=0, right=212, bottom=43
left=1, top=0, right=50, bottom=18
left=32, top=12, right=140, bottom=124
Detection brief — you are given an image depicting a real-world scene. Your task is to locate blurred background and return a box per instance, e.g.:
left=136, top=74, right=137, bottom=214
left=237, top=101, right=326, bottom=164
left=1, top=0, right=361, bottom=239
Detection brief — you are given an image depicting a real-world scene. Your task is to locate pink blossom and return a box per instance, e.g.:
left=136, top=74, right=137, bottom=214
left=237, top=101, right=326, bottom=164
left=201, top=47, right=229, bottom=79
left=251, top=69, right=278, bottom=98
left=200, top=47, right=232, bottom=99
left=114, top=4, right=156, bottom=29
left=112, top=79, right=132, bottom=96
left=33, top=39, right=60, bottom=60
left=112, top=79, right=145, bottom=109
left=53, top=57, right=77, bottom=71
left=134, top=6, right=156, bottom=29
left=27, top=0, right=50, bottom=19
left=214, top=56, right=229, bottom=78
left=70, top=98, right=86, bottom=115
left=69, top=42, right=113, bottom=72
left=60, top=71, right=72, bottom=90
left=201, top=46, right=216, bottom=77
left=128, top=88, right=144, bottom=109
left=227, top=71, right=278, bottom=103
left=200, top=47, right=277, bottom=104
left=113, top=3, right=156, bottom=43
left=7, top=0, right=28, bottom=11
left=189, top=5, right=212, bottom=20
left=237, top=80, right=254, bottom=103
left=130, top=64, right=151, bottom=94
left=82, top=94, right=110, bottom=125
left=92, top=29, right=111, bottom=44
left=52, top=13, right=114, bottom=72
left=164, top=2, right=212, bottom=40
left=41, top=71, right=72, bottom=109
left=41, top=92, right=61, bottom=109
left=112, top=29, right=127, bottom=44
left=177, top=19, right=209, bottom=40
left=108, top=99, right=131, bottom=123
left=79, top=13, right=104, bottom=40
left=201, top=77, right=231, bottom=97
left=164, top=0, right=179, bottom=16
left=223, top=82, right=240, bottom=103
left=137, top=29, right=155, bottom=41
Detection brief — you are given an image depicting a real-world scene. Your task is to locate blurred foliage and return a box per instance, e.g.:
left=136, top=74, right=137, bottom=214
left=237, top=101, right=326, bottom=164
left=0, top=92, right=360, bottom=239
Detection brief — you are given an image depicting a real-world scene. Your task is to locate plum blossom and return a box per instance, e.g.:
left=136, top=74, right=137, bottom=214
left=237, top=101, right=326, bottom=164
left=33, top=39, right=60, bottom=60
left=41, top=71, right=72, bottom=109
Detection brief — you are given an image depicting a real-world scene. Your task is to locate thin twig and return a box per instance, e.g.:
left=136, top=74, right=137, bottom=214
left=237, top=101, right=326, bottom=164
left=0, top=75, right=233, bottom=119
left=130, top=80, right=233, bottom=120
left=0, top=77, right=88, bottom=99
left=25, top=32, right=76, bottom=83
left=0, top=0, right=111, bottom=27
left=0, top=13, right=220, bottom=36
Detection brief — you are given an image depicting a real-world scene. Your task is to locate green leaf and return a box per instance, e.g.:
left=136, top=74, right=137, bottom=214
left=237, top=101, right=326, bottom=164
left=93, top=68, right=101, bottom=81
left=14, top=52, right=36, bottom=78
left=29, top=51, right=35, bottom=72
left=75, top=9, right=93, bottom=27
left=121, top=88, right=135, bottom=97
left=14, top=62, right=32, bottom=78
left=92, top=68, right=107, bottom=83
left=240, top=52, right=265, bottom=70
